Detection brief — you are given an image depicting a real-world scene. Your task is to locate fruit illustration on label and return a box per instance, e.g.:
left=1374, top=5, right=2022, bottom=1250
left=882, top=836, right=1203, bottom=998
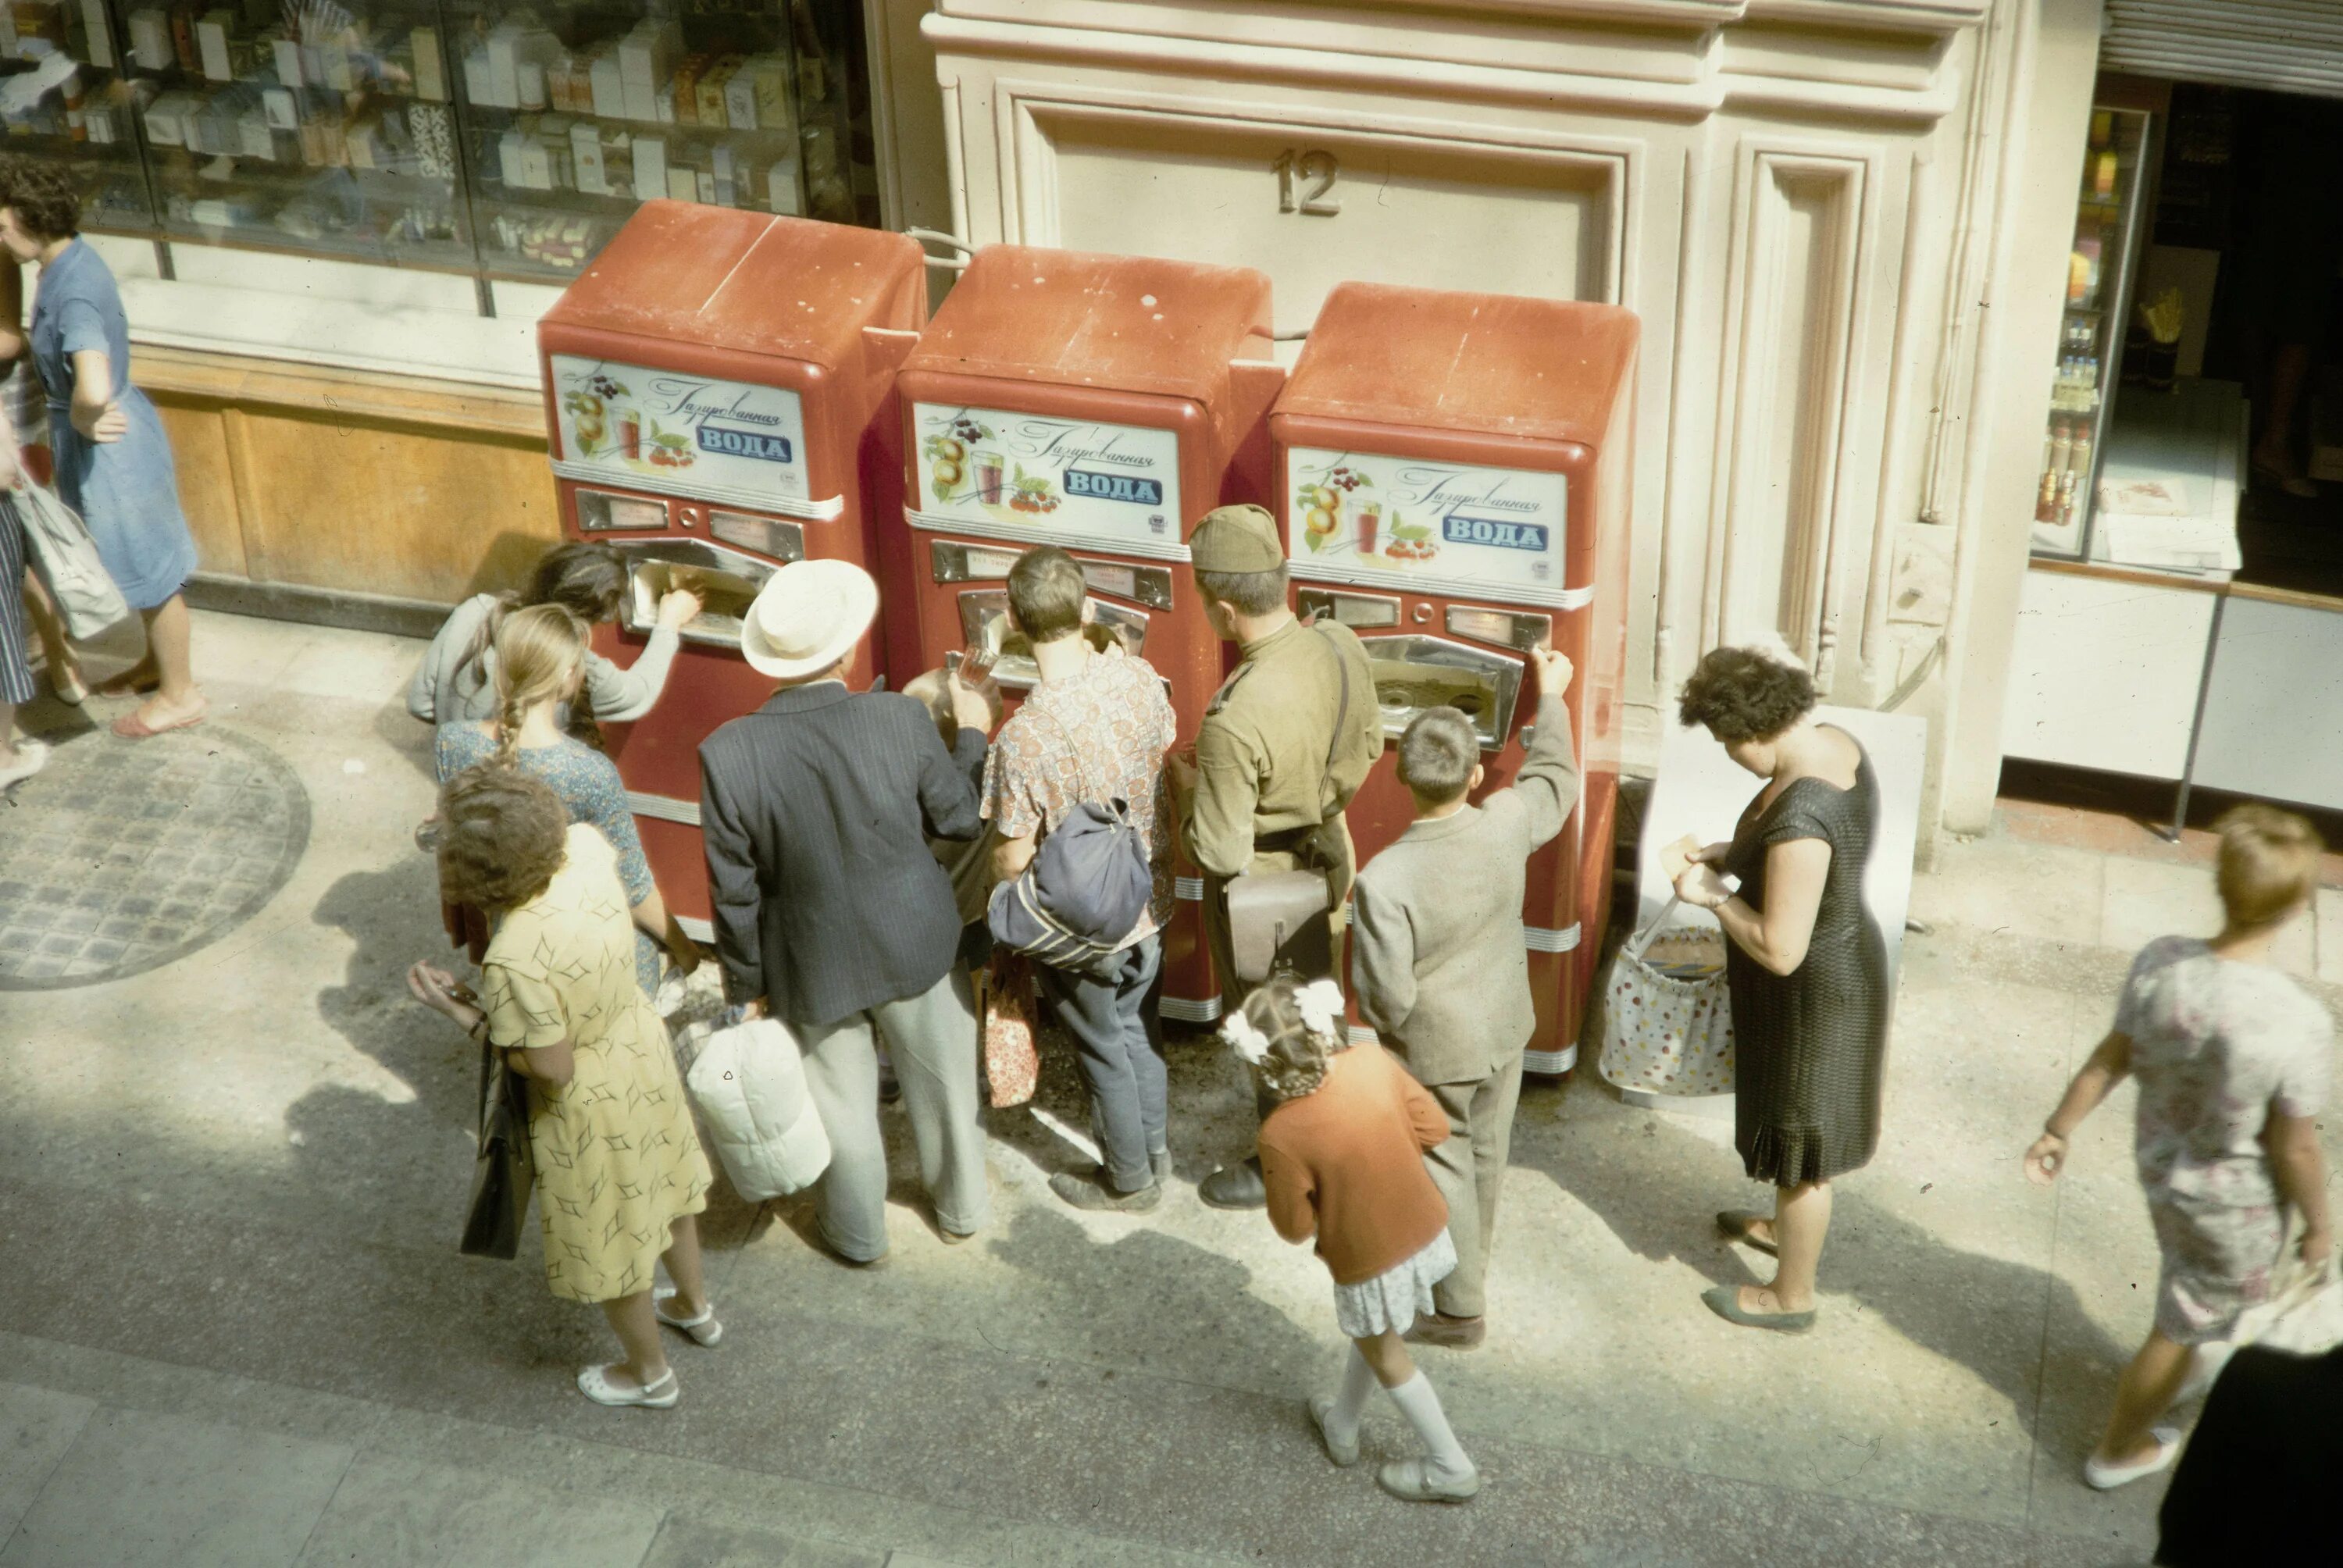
left=1385, top=516, right=1438, bottom=561
left=1298, top=464, right=1371, bottom=552
left=642, top=419, right=695, bottom=469
left=924, top=419, right=994, bottom=503
left=562, top=377, right=626, bottom=455
left=1007, top=466, right=1060, bottom=514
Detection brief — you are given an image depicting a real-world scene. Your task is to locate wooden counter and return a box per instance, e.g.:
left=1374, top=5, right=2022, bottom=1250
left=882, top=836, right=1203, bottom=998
left=137, top=347, right=562, bottom=610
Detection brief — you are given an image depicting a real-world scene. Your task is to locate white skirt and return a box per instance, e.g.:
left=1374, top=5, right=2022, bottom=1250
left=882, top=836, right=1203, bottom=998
left=1332, top=1228, right=1458, bottom=1338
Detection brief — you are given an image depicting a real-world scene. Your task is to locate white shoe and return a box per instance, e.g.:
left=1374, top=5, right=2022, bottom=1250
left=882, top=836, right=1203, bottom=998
left=576, top=1363, right=679, bottom=1408
left=1307, top=1395, right=1360, bottom=1466
left=2082, top=1427, right=2180, bottom=1491
left=0, top=738, right=49, bottom=789
left=654, top=1287, right=722, bottom=1347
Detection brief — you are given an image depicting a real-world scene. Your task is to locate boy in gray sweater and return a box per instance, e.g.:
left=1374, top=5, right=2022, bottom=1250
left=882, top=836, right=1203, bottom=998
left=1350, top=643, right=1579, bottom=1348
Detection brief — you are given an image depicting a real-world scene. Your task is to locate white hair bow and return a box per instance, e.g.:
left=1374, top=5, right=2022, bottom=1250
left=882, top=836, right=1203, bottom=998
left=1294, top=978, right=1345, bottom=1041
left=1223, top=1012, right=1271, bottom=1065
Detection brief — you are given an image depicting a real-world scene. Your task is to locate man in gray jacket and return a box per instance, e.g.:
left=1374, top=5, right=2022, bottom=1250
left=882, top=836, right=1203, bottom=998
left=1350, top=643, right=1578, bottom=1349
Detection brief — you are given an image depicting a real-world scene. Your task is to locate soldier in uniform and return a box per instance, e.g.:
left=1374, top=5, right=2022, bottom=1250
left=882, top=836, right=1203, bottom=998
left=1174, top=504, right=1382, bottom=1210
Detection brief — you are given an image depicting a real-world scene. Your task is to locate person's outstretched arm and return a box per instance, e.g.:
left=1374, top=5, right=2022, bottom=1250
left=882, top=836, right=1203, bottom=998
left=2024, top=1030, right=2134, bottom=1184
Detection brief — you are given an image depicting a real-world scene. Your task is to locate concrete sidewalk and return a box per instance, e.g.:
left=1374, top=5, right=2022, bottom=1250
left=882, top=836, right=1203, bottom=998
left=4, top=608, right=2333, bottom=1567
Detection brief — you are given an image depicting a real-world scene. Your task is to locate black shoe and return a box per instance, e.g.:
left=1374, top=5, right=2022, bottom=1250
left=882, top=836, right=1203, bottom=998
left=1199, top=1155, right=1266, bottom=1210
left=879, top=1066, right=902, bottom=1104
left=1151, top=1148, right=1173, bottom=1185
left=1050, top=1171, right=1163, bottom=1213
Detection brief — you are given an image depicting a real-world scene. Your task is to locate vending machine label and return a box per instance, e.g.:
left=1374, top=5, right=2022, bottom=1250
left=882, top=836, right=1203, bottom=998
left=551, top=355, right=817, bottom=510
left=1286, top=447, right=1570, bottom=605
left=911, top=404, right=1182, bottom=553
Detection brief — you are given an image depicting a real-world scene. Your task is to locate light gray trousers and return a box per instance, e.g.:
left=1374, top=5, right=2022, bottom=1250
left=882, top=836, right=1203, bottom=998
left=1424, top=1054, right=1525, bottom=1320
left=797, top=966, right=991, bottom=1261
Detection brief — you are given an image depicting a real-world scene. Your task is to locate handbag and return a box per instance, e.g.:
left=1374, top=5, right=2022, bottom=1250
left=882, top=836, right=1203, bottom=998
left=459, top=1041, right=534, bottom=1260
left=686, top=1016, right=832, bottom=1200
left=1221, top=624, right=1360, bottom=989
left=10, top=483, right=129, bottom=640
left=986, top=704, right=1154, bottom=978
left=2234, top=1255, right=2343, bottom=1359
left=1596, top=890, right=1739, bottom=1098
left=978, top=950, right=1040, bottom=1107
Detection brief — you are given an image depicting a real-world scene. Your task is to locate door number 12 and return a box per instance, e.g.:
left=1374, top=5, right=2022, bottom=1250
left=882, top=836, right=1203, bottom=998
left=1274, top=150, right=1341, bottom=216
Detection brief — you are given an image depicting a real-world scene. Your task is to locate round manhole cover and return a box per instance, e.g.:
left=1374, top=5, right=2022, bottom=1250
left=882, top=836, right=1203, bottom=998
left=0, top=724, right=310, bottom=989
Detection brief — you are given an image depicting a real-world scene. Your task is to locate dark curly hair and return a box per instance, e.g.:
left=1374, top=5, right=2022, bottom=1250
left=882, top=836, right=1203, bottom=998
left=0, top=156, right=84, bottom=243
left=1677, top=645, right=1817, bottom=743
left=435, top=765, right=569, bottom=912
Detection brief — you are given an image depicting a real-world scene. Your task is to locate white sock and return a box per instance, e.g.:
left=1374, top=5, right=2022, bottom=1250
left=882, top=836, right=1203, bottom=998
left=1386, top=1372, right=1475, bottom=1483
left=1325, top=1347, right=1378, bottom=1442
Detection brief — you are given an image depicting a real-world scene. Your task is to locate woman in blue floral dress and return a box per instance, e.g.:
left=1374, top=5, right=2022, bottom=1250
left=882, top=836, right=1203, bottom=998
left=0, top=158, right=204, bottom=739
left=434, top=604, right=699, bottom=995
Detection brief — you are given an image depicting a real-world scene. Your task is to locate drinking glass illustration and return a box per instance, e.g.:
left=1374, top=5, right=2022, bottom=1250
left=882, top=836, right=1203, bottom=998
left=974, top=451, right=1005, bottom=504
left=1355, top=500, right=1382, bottom=558
left=612, top=409, right=642, bottom=460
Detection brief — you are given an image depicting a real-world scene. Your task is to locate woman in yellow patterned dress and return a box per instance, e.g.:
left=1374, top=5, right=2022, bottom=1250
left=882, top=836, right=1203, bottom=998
left=408, top=767, right=717, bottom=1409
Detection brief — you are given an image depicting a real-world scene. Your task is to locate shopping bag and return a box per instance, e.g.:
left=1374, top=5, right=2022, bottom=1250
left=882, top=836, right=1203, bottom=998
left=2234, top=1256, right=2343, bottom=1358
left=979, top=950, right=1040, bottom=1108
left=1597, top=922, right=1735, bottom=1097
left=458, top=1042, right=533, bottom=1260
left=685, top=1016, right=832, bottom=1200
left=12, top=482, right=129, bottom=640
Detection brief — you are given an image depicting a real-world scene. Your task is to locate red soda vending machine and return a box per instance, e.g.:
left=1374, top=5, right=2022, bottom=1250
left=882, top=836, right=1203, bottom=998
left=891, top=244, right=1282, bottom=1025
left=537, top=201, right=927, bottom=934
left=1271, top=283, right=1637, bottom=1074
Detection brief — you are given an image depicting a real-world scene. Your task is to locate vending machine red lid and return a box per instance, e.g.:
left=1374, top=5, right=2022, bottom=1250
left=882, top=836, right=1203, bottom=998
left=903, top=246, right=1271, bottom=405
left=541, top=200, right=925, bottom=368
left=1275, top=283, right=1637, bottom=450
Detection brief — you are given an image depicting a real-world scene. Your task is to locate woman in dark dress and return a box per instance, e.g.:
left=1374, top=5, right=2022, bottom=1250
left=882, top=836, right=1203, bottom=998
left=1671, top=645, right=1890, bottom=1333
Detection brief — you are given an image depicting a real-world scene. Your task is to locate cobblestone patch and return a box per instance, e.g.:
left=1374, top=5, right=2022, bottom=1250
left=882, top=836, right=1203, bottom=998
left=0, top=725, right=308, bottom=989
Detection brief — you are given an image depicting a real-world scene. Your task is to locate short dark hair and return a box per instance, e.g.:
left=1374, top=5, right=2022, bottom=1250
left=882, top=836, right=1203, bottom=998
left=435, top=766, right=569, bottom=911
left=527, top=542, right=627, bottom=625
left=1007, top=546, right=1086, bottom=643
left=1677, top=646, right=1816, bottom=743
left=1194, top=564, right=1289, bottom=617
left=1396, top=707, right=1478, bottom=802
left=0, top=156, right=84, bottom=242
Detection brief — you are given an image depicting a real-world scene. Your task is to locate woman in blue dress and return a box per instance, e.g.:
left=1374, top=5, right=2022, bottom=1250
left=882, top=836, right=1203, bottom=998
left=0, top=158, right=204, bottom=739
left=433, top=602, right=700, bottom=996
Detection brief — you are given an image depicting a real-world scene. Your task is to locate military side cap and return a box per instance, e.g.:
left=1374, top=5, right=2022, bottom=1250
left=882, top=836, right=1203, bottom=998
left=1188, top=504, right=1286, bottom=572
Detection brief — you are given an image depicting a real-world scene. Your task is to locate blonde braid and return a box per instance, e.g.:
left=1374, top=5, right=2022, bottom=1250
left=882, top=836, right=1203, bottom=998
left=489, top=604, right=593, bottom=772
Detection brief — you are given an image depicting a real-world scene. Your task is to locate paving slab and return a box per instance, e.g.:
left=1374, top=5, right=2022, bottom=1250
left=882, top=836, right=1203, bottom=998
left=0, top=1386, right=93, bottom=1541
left=292, top=1451, right=663, bottom=1568
left=0, top=1407, right=352, bottom=1568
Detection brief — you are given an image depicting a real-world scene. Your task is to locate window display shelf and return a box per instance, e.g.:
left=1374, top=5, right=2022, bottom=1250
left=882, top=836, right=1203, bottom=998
left=0, top=0, right=879, bottom=294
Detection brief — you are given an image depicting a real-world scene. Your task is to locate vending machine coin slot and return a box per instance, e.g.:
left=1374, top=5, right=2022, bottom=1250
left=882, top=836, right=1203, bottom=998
left=576, top=490, right=670, bottom=532
left=956, top=588, right=1150, bottom=687
left=1363, top=635, right=1524, bottom=749
left=616, top=540, right=776, bottom=650
left=1445, top=605, right=1553, bottom=652
left=708, top=511, right=806, bottom=564
left=1296, top=586, right=1400, bottom=629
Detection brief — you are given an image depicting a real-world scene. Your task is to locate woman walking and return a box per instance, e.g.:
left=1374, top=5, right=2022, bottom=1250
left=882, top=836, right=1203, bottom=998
left=0, top=156, right=202, bottom=738
left=434, top=603, right=698, bottom=994
left=408, top=767, right=718, bottom=1407
left=1239, top=975, right=1481, bottom=1503
left=1671, top=643, right=1890, bottom=1333
left=2024, top=805, right=2332, bottom=1490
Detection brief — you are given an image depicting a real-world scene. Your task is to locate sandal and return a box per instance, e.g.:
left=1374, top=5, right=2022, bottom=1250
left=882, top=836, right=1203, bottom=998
left=1716, top=1211, right=1779, bottom=1256
left=576, top=1363, right=679, bottom=1409
left=111, top=700, right=207, bottom=741
left=2083, top=1427, right=2180, bottom=1491
left=653, top=1287, right=722, bottom=1347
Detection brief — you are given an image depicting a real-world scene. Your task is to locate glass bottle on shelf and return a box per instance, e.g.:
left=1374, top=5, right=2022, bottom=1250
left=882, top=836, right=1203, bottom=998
left=106, top=0, right=473, bottom=267
left=0, top=0, right=158, bottom=232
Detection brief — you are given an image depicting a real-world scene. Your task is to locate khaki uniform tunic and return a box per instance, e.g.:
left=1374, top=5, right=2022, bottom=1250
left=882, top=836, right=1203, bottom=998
left=1183, top=616, right=1382, bottom=1007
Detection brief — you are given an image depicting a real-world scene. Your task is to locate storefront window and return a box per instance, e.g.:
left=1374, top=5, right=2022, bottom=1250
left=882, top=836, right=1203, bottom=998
left=0, top=0, right=879, bottom=287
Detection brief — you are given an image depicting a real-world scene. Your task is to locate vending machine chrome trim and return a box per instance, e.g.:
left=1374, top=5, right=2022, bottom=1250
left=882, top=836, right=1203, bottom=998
left=550, top=458, right=846, bottom=522
left=613, top=539, right=779, bottom=651
left=575, top=489, right=672, bottom=532
left=956, top=588, right=1151, bottom=689
left=1361, top=633, right=1525, bottom=750
left=1296, top=587, right=1401, bottom=629
left=706, top=511, right=807, bottom=564
left=1444, top=604, right=1553, bottom=652
left=905, top=505, right=1192, bottom=565
left=929, top=540, right=1175, bottom=611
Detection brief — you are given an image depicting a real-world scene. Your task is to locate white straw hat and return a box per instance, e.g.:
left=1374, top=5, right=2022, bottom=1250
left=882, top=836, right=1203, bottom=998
left=739, top=558, right=879, bottom=679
